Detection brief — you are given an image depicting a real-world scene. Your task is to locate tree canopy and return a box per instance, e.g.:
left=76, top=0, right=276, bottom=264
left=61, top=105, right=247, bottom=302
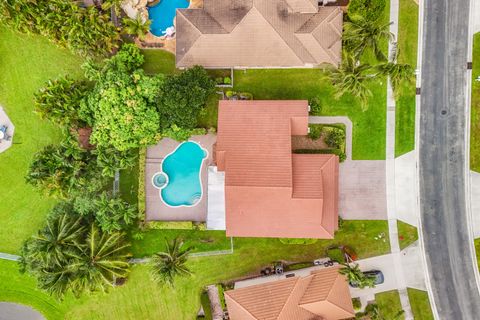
left=0, top=0, right=120, bottom=56
left=81, top=45, right=164, bottom=151
left=158, top=66, right=215, bottom=130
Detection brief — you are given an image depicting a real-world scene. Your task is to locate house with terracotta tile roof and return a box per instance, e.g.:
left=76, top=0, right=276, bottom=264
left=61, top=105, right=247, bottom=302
left=215, top=100, right=339, bottom=239
left=225, top=265, right=355, bottom=320
left=176, top=0, right=343, bottom=68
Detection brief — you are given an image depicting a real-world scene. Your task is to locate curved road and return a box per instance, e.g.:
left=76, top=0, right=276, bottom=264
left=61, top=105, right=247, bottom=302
left=419, top=0, right=480, bottom=317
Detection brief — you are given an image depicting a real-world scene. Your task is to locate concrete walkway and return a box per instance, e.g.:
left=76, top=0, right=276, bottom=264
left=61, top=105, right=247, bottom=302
left=0, top=303, right=44, bottom=320
left=308, top=116, right=352, bottom=160
left=385, top=0, right=414, bottom=316
left=394, top=151, right=418, bottom=226
left=469, top=170, right=480, bottom=237
left=0, top=252, right=20, bottom=261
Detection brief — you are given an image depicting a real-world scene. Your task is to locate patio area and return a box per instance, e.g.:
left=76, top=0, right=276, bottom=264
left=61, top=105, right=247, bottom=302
left=0, top=106, right=14, bottom=153
left=145, top=134, right=216, bottom=222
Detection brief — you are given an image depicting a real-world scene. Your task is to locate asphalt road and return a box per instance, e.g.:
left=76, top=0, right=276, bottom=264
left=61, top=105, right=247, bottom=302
left=418, top=0, right=480, bottom=318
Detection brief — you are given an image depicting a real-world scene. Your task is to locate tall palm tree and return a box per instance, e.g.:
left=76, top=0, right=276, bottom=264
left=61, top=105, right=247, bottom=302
left=122, top=16, right=151, bottom=40
left=343, top=14, right=394, bottom=61
left=339, top=263, right=376, bottom=289
left=376, top=50, right=414, bottom=95
left=20, top=211, right=85, bottom=272
left=66, top=224, right=131, bottom=296
left=151, top=238, right=192, bottom=286
left=329, top=52, right=373, bottom=110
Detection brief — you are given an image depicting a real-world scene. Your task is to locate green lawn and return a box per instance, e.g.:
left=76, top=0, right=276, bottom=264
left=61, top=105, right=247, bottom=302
left=470, top=33, right=480, bottom=172
left=395, top=0, right=419, bottom=157
left=233, top=69, right=386, bottom=159
left=475, top=238, right=480, bottom=271
left=141, top=49, right=177, bottom=75
left=376, top=290, right=405, bottom=319
left=0, top=26, right=85, bottom=253
left=407, top=288, right=434, bottom=320
left=0, top=220, right=390, bottom=320
left=397, top=220, right=418, bottom=250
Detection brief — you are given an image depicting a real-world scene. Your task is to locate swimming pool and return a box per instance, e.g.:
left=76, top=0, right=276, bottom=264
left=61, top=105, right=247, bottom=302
left=152, top=141, right=208, bottom=207
left=147, top=0, right=189, bottom=37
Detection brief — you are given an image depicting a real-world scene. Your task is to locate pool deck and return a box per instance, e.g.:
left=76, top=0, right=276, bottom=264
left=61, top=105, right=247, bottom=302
left=145, top=134, right=216, bottom=222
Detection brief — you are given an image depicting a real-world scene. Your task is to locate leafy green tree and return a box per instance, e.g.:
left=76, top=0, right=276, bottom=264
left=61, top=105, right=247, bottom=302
left=339, top=263, right=376, bottom=289
left=329, top=52, right=373, bottom=110
left=343, top=14, right=393, bottom=61
left=25, top=141, right=106, bottom=198
left=0, top=0, right=120, bottom=56
left=158, top=66, right=215, bottom=130
left=74, top=193, right=138, bottom=233
left=34, top=77, right=89, bottom=126
left=151, top=238, right=192, bottom=286
left=122, top=16, right=151, bottom=40
left=81, top=45, right=163, bottom=151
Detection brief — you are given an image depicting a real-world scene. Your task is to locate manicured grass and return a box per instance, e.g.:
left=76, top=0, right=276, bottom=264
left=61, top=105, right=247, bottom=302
left=470, top=33, right=480, bottom=172
left=376, top=290, right=405, bottom=319
left=233, top=69, right=386, bottom=159
left=141, top=49, right=177, bottom=75
left=130, top=229, right=232, bottom=257
left=0, top=260, right=76, bottom=320
left=395, top=0, right=419, bottom=157
left=1, top=220, right=390, bottom=320
left=407, top=288, right=434, bottom=320
left=119, top=150, right=140, bottom=206
left=397, top=220, right=418, bottom=250
left=0, top=26, right=85, bottom=253
left=475, top=238, right=480, bottom=271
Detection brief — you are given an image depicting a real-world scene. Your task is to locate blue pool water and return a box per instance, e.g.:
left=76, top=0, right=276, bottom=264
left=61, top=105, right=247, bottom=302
left=152, top=141, right=207, bottom=207
left=147, top=0, right=189, bottom=37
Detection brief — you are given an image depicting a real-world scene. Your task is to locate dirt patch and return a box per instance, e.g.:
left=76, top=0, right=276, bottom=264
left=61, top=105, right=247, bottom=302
left=292, top=134, right=329, bottom=150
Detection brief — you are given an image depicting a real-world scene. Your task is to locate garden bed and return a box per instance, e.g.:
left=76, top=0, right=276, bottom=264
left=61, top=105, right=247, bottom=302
left=292, top=124, right=347, bottom=161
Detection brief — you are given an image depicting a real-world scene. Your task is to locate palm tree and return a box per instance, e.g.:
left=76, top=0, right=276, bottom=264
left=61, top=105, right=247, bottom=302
left=343, top=14, right=394, bottom=61
left=20, top=210, right=85, bottom=273
left=329, top=52, right=373, bottom=110
left=122, top=16, right=151, bottom=40
left=68, top=224, right=131, bottom=295
left=151, top=238, right=192, bottom=286
left=376, top=50, right=414, bottom=95
left=339, top=263, right=376, bottom=289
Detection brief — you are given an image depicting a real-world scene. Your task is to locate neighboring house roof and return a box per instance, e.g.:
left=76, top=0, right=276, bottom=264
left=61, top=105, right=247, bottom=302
left=216, top=100, right=339, bottom=239
left=176, top=0, right=343, bottom=68
left=225, top=266, right=355, bottom=320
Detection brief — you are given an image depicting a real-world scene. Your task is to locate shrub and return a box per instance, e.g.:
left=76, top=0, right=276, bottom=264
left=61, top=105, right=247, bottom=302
left=279, top=238, right=318, bottom=245
left=223, top=77, right=231, bottom=84
left=34, top=77, right=89, bottom=126
left=348, top=0, right=387, bottom=20
left=293, top=148, right=346, bottom=162
left=327, top=248, right=345, bottom=263
left=308, top=124, right=323, bottom=140
left=325, top=128, right=346, bottom=149
left=95, top=146, right=138, bottom=177
left=352, top=298, right=362, bottom=311
left=162, top=124, right=207, bottom=141
left=309, top=96, right=322, bottom=115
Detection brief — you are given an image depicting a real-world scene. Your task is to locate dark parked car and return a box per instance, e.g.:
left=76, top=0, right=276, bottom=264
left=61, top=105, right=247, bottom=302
left=349, top=270, right=384, bottom=288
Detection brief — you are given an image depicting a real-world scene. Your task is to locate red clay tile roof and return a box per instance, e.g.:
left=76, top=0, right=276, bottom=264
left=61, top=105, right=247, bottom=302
left=225, top=266, right=355, bottom=320
left=216, top=100, right=339, bottom=238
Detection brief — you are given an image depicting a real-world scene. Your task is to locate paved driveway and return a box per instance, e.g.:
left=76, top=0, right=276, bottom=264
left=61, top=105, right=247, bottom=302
left=339, top=161, right=387, bottom=220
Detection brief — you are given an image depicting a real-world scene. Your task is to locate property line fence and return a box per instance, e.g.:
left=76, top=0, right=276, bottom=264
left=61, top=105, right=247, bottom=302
left=129, top=237, right=234, bottom=264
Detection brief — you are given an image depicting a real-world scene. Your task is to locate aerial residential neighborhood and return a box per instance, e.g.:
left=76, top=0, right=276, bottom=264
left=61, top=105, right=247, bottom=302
left=0, top=0, right=479, bottom=319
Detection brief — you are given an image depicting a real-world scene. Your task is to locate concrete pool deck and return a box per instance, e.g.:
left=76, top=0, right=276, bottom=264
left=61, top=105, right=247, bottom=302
left=145, top=134, right=216, bottom=222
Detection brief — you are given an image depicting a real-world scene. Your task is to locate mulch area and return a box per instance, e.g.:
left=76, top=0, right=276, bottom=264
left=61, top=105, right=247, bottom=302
left=291, top=134, right=329, bottom=150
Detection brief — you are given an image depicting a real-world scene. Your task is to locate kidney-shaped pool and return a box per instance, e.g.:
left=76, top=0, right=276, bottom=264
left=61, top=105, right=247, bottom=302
left=152, top=141, right=207, bottom=207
